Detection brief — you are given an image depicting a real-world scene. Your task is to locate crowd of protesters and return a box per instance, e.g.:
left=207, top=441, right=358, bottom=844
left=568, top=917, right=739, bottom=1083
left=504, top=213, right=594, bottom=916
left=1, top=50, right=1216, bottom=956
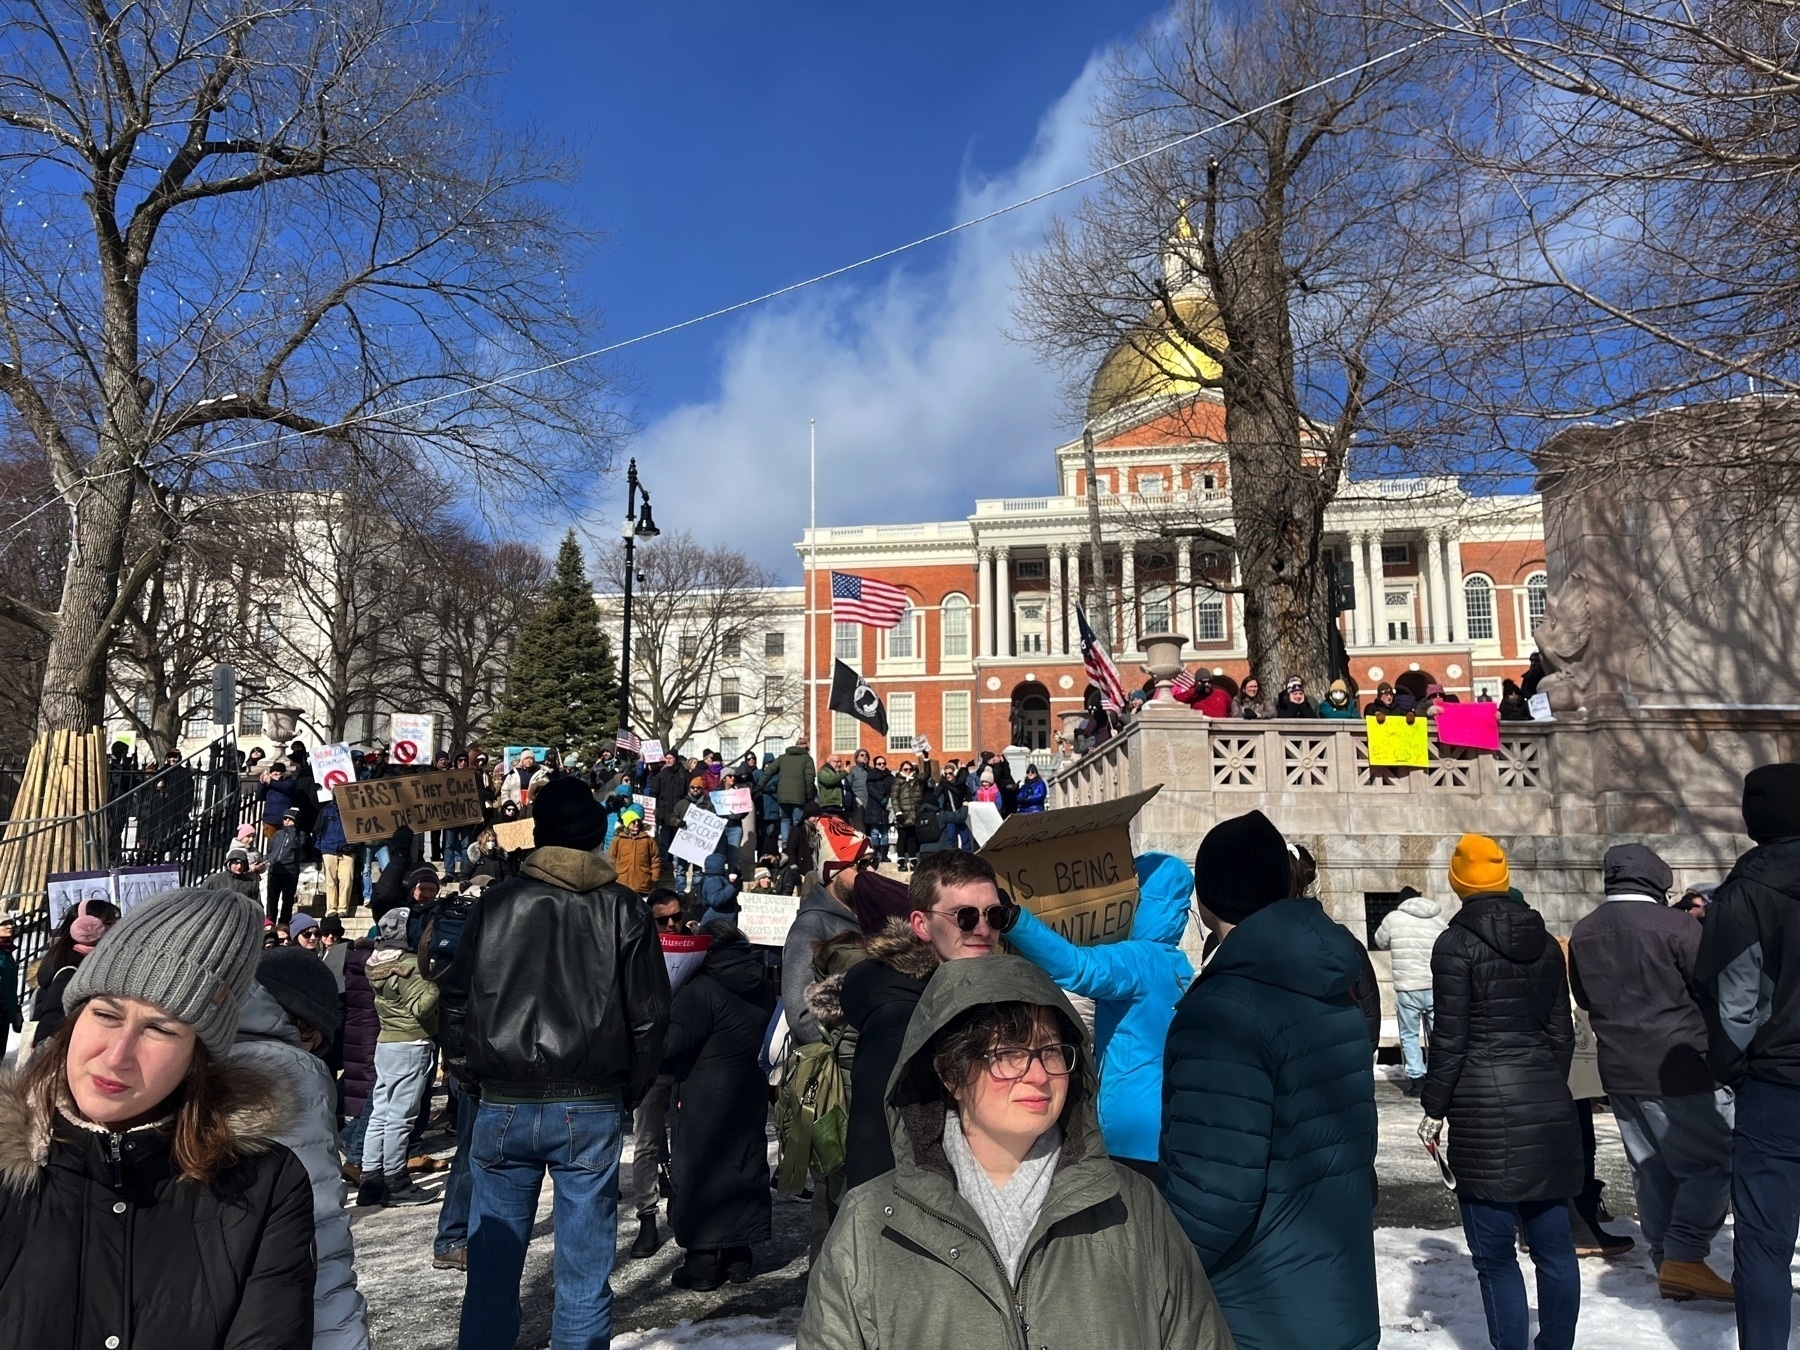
left=9, top=697, right=1800, bottom=1350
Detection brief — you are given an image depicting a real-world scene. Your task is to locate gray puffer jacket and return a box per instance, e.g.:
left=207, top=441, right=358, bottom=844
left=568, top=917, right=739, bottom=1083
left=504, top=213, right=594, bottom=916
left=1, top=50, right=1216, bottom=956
left=231, top=985, right=370, bottom=1350
left=1374, top=894, right=1449, bottom=993
left=797, top=956, right=1233, bottom=1350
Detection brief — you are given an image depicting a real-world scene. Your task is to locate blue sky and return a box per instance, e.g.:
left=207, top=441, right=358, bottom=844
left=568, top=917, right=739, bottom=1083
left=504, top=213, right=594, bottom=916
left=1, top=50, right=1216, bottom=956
left=492, top=2, right=1166, bottom=576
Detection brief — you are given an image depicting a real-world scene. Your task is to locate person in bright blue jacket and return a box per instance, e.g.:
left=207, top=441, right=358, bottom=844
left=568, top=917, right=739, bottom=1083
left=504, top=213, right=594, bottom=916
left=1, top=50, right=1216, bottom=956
left=999, top=851, right=1194, bottom=1169
left=1161, top=809, right=1378, bottom=1350
left=1014, top=764, right=1048, bottom=813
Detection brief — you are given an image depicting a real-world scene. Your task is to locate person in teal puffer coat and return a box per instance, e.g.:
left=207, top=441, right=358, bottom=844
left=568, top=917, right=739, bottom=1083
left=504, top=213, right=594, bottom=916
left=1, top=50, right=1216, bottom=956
left=1000, top=851, right=1194, bottom=1169
left=1162, top=809, right=1378, bottom=1350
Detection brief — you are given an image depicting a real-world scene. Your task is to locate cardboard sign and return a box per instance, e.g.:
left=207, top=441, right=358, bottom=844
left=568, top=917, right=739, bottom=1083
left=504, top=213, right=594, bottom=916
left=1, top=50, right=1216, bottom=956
left=332, top=769, right=486, bottom=843
left=1528, top=692, right=1554, bottom=721
left=312, top=743, right=357, bottom=802
left=390, top=713, right=434, bottom=765
left=979, top=787, right=1160, bottom=947
left=661, top=932, right=712, bottom=992
left=710, top=787, right=753, bottom=817
left=670, top=808, right=727, bottom=865
left=1365, top=715, right=1430, bottom=768
left=1434, top=701, right=1501, bottom=753
left=639, top=739, right=665, bottom=764
left=739, top=890, right=801, bottom=947
left=493, top=818, right=536, bottom=852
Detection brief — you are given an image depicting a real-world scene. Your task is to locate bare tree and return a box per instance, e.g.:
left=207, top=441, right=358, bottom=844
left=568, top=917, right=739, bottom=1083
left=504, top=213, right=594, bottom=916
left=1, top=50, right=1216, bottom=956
left=0, top=1, right=619, bottom=734
left=0, top=438, right=64, bottom=758
left=1016, top=0, right=1468, bottom=689
left=396, top=529, right=550, bottom=752
left=605, top=533, right=787, bottom=752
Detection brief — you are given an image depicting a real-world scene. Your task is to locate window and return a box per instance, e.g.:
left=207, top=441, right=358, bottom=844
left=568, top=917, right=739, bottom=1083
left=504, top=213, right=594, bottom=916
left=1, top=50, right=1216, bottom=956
left=182, top=699, right=211, bottom=739
left=1196, top=593, right=1225, bottom=643
left=763, top=679, right=785, bottom=717
left=1202, top=472, right=1217, bottom=491
left=833, top=622, right=861, bottom=662
left=678, top=633, right=699, bottom=660
left=1526, top=572, right=1548, bottom=632
left=832, top=711, right=861, bottom=753
left=720, top=676, right=741, bottom=715
left=887, top=606, right=914, bottom=659
left=941, top=691, right=972, bottom=751
left=1138, top=472, right=1166, bottom=495
left=722, top=633, right=741, bottom=658
left=1380, top=542, right=1411, bottom=567
left=1015, top=558, right=1046, bottom=581
left=1142, top=586, right=1174, bottom=635
left=719, top=737, right=740, bottom=761
left=941, top=594, right=970, bottom=660
left=257, top=602, right=282, bottom=649
left=763, top=736, right=787, bottom=759
left=886, top=692, right=916, bottom=752
left=764, top=631, right=785, bottom=658
left=238, top=697, right=265, bottom=737
left=1463, top=575, right=1495, bottom=642
left=1015, top=602, right=1045, bottom=654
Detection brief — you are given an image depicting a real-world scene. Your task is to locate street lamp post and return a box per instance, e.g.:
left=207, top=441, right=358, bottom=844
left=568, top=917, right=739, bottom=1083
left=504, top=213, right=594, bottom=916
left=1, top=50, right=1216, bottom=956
left=616, top=458, right=660, bottom=737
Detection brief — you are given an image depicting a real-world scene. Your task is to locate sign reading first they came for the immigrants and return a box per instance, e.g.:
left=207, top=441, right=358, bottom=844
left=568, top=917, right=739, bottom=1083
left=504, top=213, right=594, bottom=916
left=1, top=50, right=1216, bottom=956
left=332, top=769, right=486, bottom=844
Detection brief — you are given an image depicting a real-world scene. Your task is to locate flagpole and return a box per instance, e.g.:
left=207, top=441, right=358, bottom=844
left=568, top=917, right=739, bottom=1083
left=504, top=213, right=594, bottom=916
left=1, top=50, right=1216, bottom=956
left=808, top=418, right=817, bottom=753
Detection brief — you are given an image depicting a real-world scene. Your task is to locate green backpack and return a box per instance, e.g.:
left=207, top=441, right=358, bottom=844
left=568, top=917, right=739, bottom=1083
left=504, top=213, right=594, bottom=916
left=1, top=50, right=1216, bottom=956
left=774, top=1030, right=850, bottom=1194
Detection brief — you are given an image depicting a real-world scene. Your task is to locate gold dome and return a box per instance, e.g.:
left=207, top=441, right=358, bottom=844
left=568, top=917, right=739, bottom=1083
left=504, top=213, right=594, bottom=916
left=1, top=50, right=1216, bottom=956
left=1086, top=290, right=1224, bottom=421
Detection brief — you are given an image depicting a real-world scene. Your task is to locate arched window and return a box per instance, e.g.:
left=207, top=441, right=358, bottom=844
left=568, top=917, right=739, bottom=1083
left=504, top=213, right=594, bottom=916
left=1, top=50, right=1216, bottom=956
left=1525, top=572, right=1548, bottom=633
left=940, top=593, right=970, bottom=659
left=1463, top=575, right=1495, bottom=642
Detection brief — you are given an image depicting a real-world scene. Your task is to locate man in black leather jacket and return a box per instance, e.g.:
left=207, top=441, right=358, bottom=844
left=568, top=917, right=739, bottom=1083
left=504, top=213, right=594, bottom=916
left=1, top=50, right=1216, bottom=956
left=441, top=774, right=671, bottom=1350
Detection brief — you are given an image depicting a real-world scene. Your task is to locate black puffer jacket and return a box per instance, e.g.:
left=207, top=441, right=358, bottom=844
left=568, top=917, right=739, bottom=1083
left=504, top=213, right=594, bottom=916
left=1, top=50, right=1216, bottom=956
left=1423, top=892, right=1582, bottom=1203
left=0, top=1062, right=315, bottom=1349
left=1695, top=837, right=1800, bottom=1089
left=838, top=921, right=939, bottom=1189
left=441, top=846, right=671, bottom=1104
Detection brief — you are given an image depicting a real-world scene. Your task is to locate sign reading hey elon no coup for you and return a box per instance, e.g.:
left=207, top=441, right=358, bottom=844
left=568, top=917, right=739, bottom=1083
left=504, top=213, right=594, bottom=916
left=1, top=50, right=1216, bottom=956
left=978, top=787, right=1161, bottom=946
left=332, top=769, right=485, bottom=844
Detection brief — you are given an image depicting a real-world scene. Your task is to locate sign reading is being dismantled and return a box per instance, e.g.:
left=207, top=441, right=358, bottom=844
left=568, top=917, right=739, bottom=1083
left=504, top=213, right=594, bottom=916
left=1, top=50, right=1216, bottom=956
left=980, top=786, right=1161, bottom=947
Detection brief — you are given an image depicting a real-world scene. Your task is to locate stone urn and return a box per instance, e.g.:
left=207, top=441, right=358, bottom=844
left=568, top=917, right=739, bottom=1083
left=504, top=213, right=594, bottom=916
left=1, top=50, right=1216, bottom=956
left=263, top=706, right=302, bottom=742
left=1058, top=709, right=1088, bottom=741
left=1139, top=633, right=1188, bottom=696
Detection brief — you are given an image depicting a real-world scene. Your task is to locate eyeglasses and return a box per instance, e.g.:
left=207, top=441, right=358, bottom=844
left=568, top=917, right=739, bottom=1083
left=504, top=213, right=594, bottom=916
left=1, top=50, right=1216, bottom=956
left=653, top=911, right=684, bottom=929
left=983, top=1043, right=1077, bottom=1080
left=929, top=902, right=1017, bottom=932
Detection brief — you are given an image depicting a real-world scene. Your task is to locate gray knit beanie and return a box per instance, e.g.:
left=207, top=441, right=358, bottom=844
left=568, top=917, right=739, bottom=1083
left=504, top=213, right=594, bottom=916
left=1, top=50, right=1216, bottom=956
left=64, top=888, right=264, bottom=1055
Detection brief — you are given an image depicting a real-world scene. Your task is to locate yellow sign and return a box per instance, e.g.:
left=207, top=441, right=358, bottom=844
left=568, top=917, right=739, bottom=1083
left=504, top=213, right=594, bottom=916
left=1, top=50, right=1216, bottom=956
left=1365, top=715, right=1429, bottom=768
left=980, top=787, right=1161, bottom=946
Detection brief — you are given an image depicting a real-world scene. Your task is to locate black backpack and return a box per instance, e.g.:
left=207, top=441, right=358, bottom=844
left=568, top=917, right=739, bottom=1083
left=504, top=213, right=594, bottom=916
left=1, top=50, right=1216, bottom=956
left=913, top=802, right=942, bottom=844
left=418, top=893, right=474, bottom=976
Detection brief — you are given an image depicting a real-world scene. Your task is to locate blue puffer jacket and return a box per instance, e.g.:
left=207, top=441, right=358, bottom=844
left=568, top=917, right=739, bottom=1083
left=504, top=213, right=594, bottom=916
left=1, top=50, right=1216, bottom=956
left=698, top=854, right=740, bottom=921
left=1160, top=898, right=1378, bottom=1350
left=1015, top=774, right=1047, bottom=812
left=1004, top=852, right=1194, bottom=1162
left=315, top=803, right=349, bottom=856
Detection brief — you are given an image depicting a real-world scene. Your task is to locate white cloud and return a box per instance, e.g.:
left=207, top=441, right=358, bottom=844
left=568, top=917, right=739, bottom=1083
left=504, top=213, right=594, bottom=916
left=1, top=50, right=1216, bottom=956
left=617, top=58, right=1105, bottom=579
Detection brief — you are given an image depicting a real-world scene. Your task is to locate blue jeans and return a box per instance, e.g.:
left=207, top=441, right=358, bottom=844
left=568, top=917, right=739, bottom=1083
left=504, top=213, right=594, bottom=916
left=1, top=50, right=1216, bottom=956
left=363, top=1040, right=436, bottom=1179
left=1459, top=1196, right=1579, bottom=1350
left=778, top=802, right=806, bottom=846
left=1733, top=1078, right=1800, bottom=1350
left=1396, top=988, right=1433, bottom=1080
left=460, top=1099, right=623, bottom=1350
left=340, top=1095, right=372, bottom=1162
left=434, top=1080, right=477, bottom=1256
left=1611, top=1089, right=1732, bottom=1267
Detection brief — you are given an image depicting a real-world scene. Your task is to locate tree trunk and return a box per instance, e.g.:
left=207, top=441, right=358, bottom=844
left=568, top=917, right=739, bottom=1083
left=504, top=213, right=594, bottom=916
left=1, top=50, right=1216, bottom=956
left=36, top=470, right=137, bottom=734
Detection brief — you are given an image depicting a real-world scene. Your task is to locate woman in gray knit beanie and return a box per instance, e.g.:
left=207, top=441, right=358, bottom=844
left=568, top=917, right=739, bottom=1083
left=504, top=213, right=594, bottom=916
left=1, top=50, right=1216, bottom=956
left=0, top=887, right=316, bottom=1348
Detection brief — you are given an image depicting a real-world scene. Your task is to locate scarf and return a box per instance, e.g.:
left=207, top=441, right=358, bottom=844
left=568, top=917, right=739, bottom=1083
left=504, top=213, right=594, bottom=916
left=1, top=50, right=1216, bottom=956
left=942, top=1110, right=1062, bottom=1283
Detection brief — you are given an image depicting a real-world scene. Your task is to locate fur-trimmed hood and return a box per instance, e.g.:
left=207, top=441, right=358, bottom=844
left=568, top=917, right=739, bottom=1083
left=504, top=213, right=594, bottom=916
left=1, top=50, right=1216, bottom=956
left=0, top=1058, right=294, bottom=1196
left=862, top=918, right=940, bottom=980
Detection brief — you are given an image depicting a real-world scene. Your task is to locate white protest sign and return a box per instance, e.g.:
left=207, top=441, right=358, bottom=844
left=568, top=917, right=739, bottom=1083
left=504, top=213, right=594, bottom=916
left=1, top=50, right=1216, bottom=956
left=313, top=742, right=357, bottom=802
left=1528, top=693, right=1553, bottom=722
left=639, top=739, right=665, bottom=764
left=661, top=932, right=711, bottom=992
left=670, top=809, right=727, bottom=865
left=46, top=871, right=112, bottom=929
left=111, top=865, right=181, bottom=913
left=966, top=800, right=1006, bottom=848
left=390, top=713, right=435, bottom=765
left=710, top=787, right=753, bottom=817
left=739, top=890, right=801, bottom=947
left=631, top=794, right=657, bottom=829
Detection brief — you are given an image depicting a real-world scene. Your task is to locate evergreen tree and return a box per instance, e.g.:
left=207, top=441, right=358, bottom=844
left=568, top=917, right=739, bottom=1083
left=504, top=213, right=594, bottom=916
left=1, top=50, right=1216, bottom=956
left=488, top=531, right=619, bottom=762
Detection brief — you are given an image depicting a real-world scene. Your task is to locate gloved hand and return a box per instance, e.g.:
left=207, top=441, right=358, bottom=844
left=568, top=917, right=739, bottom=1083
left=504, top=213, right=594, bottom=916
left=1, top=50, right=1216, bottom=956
left=1418, top=1115, right=1444, bottom=1149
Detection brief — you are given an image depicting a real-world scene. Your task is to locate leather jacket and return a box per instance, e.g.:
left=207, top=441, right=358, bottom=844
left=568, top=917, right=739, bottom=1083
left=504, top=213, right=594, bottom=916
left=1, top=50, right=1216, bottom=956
left=440, top=846, right=671, bottom=1104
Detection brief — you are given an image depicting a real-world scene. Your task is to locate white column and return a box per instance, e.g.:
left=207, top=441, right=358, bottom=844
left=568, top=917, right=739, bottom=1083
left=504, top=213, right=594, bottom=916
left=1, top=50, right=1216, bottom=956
left=1443, top=528, right=1464, bottom=644
left=1365, top=531, right=1387, bottom=646
left=1065, top=547, right=1082, bottom=653
left=1120, top=544, right=1138, bottom=653
left=1228, top=549, right=1245, bottom=652
left=1347, top=530, right=1370, bottom=649
left=1422, top=530, right=1445, bottom=644
left=1048, top=546, right=1065, bottom=657
left=995, top=545, right=1013, bottom=658
left=1175, top=541, right=1192, bottom=653
left=976, top=546, right=995, bottom=658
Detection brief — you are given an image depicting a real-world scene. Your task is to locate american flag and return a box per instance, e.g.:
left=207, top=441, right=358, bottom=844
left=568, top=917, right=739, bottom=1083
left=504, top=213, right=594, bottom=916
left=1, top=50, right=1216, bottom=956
left=615, top=728, right=641, bottom=754
left=1077, top=606, right=1127, bottom=712
left=1171, top=667, right=1197, bottom=698
left=830, top=571, right=909, bottom=628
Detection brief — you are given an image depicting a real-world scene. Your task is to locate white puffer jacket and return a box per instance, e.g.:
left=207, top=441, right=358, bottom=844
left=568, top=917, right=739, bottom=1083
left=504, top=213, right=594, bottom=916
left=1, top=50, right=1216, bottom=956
left=231, top=984, right=371, bottom=1350
left=1373, top=895, right=1449, bottom=992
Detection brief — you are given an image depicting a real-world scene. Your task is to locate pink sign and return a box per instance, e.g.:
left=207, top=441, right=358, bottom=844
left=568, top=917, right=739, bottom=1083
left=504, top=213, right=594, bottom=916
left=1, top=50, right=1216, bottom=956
left=1435, top=701, right=1501, bottom=753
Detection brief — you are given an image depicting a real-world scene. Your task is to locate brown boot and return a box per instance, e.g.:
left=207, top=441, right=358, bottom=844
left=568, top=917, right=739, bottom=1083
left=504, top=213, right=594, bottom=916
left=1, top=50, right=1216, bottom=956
left=1658, top=1260, right=1735, bottom=1302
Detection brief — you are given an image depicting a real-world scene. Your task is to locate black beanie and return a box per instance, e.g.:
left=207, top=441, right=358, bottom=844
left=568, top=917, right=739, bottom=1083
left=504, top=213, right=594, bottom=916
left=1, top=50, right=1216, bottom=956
left=257, top=948, right=343, bottom=1040
left=532, top=774, right=608, bottom=850
left=1743, top=763, right=1800, bottom=845
left=1194, top=810, right=1292, bottom=925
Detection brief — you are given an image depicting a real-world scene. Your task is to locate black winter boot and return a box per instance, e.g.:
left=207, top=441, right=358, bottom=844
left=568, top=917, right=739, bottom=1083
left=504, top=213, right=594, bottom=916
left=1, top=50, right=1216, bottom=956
left=355, top=1175, right=388, bottom=1207
left=723, top=1245, right=754, bottom=1284
left=672, top=1247, right=725, bottom=1292
left=1570, top=1179, right=1634, bottom=1258
left=383, top=1172, right=440, bottom=1207
left=629, top=1213, right=664, bottom=1260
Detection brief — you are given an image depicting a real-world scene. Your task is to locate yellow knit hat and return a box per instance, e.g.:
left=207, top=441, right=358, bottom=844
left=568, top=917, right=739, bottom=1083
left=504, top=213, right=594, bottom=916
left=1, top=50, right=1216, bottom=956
left=1449, top=833, right=1510, bottom=898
